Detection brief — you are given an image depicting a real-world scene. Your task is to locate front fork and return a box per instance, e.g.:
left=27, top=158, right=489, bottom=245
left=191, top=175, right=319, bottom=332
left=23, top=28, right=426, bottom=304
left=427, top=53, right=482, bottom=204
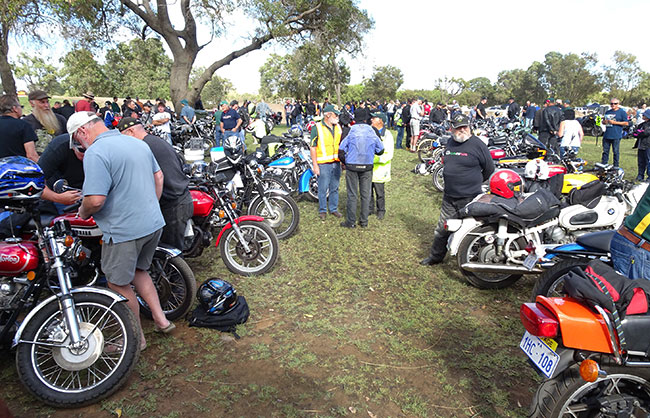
left=48, top=236, right=83, bottom=346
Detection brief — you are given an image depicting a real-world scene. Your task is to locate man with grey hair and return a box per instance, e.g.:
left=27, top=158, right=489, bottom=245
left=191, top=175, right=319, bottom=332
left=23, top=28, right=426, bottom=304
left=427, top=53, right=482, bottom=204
left=69, top=111, right=175, bottom=351
left=23, top=90, right=68, bottom=153
left=0, top=95, right=39, bottom=161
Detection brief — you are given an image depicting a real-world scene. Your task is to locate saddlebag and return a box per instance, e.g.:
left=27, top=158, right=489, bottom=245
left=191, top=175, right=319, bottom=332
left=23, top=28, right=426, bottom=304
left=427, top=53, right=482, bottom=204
left=567, top=180, right=604, bottom=209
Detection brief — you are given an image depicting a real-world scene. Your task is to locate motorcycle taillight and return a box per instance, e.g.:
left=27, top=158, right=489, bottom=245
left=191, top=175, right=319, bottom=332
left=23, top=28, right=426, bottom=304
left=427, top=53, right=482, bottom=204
left=520, top=303, right=559, bottom=338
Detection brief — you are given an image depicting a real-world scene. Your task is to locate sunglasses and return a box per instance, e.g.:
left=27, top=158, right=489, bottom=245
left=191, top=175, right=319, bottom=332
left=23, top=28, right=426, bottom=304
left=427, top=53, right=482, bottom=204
left=610, top=102, right=619, bottom=105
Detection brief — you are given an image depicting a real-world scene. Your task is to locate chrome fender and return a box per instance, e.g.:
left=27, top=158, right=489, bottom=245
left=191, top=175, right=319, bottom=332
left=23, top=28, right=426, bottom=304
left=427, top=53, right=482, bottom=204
left=12, top=287, right=127, bottom=347
left=447, top=217, right=483, bottom=257
left=155, top=244, right=182, bottom=259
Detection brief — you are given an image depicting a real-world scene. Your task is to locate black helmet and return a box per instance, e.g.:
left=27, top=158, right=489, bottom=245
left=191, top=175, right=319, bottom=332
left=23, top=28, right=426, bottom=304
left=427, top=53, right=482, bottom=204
left=197, top=278, right=238, bottom=315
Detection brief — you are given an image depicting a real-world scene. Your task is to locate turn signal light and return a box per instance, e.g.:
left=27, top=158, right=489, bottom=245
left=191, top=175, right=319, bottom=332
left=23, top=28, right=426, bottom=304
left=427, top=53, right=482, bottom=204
left=231, top=202, right=237, bottom=210
left=218, top=210, right=225, bottom=218
left=579, top=359, right=601, bottom=382
left=77, top=251, right=87, bottom=262
left=520, top=303, right=559, bottom=337
left=64, top=235, right=74, bottom=247
left=27, top=271, right=36, bottom=281
left=525, top=241, right=536, bottom=254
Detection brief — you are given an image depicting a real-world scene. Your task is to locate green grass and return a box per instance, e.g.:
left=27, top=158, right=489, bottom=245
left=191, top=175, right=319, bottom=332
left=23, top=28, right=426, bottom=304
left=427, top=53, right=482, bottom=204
left=0, top=128, right=640, bottom=417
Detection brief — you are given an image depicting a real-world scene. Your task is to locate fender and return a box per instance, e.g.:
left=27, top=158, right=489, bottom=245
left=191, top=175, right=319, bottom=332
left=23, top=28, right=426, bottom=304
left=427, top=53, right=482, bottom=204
left=447, top=217, right=483, bottom=257
left=155, top=244, right=182, bottom=259
left=298, top=168, right=314, bottom=193
left=12, top=287, right=127, bottom=347
left=215, top=215, right=266, bottom=247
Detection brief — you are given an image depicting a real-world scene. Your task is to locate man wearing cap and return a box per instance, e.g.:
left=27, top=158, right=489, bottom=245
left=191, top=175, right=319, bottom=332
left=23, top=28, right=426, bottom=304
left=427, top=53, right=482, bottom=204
left=213, top=101, right=227, bottom=146
left=601, top=98, right=630, bottom=168
left=476, top=97, right=488, bottom=120
left=75, top=92, right=95, bottom=113
left=23, top=90, right=68, bottom=153
left=118, top=117, right=193, bottom=250
left=179, top=99, right=196, bottom=125
left=0, top=95, right=39, bottom=162
left=429, top=102, right=446, bottom=125
left=338, top=115, right=384, bottom=228
left=220, top=101, right=242, bottom=148
left=69, top=111, right=175, bottom=349
left=539, top=97, right=563, bottom=154
left=370, top=112, right=393, bottom=220
left=152, top=103, right=172, bottom=145
left=421, top=114, right=494, bottom=265
left=310, top=105, right=344, bottom=220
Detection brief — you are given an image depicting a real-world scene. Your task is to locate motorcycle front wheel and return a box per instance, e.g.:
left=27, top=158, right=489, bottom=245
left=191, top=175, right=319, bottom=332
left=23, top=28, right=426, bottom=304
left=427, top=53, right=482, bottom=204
left=248, top=193, right=300, bottom=240
left=220, top=220, right=279, bottom=276
left=140, top=254, right=196, bottom=321
left=431, top=163, right=444, bottom=192
left=529, top=361, right=650, bottom=417
left=457, top=224, right=524, bottom=289
left=15, top=292, right=140, bottom=407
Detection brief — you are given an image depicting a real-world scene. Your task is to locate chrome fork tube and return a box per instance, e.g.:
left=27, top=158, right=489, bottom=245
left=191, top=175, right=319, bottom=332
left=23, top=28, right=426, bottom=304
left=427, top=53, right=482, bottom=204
left=48, top=235, right=83, bottom=345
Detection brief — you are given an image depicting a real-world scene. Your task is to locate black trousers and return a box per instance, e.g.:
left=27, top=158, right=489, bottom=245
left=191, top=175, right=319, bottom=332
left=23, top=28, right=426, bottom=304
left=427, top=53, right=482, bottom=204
left=160, top=192, right=194, bottom=250
left=429, top=195, right=475, bottom=260
left=345, top=169, right=372, bottom=226
left=370, top=182, right=385, bottom=214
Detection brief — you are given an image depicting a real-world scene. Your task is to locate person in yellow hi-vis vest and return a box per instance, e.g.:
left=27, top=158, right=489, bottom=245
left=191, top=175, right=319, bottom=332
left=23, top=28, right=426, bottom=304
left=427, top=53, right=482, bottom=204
left=369, top=112, right=393, bottom=220
left=310, top=104, right=343, bottom=221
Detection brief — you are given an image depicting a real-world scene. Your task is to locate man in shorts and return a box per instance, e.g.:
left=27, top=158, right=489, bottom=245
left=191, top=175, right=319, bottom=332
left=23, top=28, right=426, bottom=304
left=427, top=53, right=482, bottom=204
left=70, top=111, right=175, bottom=351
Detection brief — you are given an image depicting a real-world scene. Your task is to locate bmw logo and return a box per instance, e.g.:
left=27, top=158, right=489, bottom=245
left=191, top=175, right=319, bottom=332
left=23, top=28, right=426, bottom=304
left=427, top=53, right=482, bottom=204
left=608, top=208, right=615, bottom=215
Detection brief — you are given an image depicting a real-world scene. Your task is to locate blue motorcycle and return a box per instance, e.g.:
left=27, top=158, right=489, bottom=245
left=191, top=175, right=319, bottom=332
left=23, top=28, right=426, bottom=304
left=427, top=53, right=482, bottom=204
left=263, top=138, right=318, bottom=202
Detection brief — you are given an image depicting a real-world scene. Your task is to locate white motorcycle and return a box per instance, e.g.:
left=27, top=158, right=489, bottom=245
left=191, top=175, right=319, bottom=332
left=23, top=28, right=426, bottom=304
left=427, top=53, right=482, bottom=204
left=445, top=166, right=647, bottom=289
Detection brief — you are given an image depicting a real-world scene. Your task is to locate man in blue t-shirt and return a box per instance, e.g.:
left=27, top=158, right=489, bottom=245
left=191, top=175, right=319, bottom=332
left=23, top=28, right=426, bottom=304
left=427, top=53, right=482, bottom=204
left=179, top=99, right=196, bottom=125
left=220, top=102, right=242, bottom=150
left=601, top=98, right=630, bottom=167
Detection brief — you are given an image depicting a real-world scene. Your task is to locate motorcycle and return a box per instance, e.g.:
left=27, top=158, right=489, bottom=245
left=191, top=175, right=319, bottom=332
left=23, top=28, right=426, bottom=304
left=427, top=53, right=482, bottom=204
left=185, top=166, right=280, bottom=276
left=520, top=262, right=650, bottom=417
left=0, top=160, right=140, bottom=406
left=261, top=138, right=318, bottom=202
left=51, top=180, right=197, bottom=321
left=445, top=165, right=647, bottom=289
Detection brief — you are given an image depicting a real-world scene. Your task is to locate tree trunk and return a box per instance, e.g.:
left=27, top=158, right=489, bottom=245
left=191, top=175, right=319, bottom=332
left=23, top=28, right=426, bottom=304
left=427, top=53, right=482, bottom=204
left=335, top=82, right=341, bottom=107
left=0, top=27, right=16, bottom=96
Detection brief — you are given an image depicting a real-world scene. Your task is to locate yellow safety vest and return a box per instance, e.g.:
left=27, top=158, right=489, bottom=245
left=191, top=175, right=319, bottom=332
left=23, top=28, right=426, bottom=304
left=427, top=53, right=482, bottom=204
left=315, top=123, right=341, bottom=164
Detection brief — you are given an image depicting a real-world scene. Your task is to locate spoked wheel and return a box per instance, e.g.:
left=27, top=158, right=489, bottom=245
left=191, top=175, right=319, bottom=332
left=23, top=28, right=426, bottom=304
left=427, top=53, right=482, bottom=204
left=530, top=363, right=650, bottom=418
left=307, top=175, right=319, bottom=202
left=248, top=193, right=300, bottom=239
left=530, top=258, right=591, bottom=301
left=417, top=139, right=435, bottom=162
left=432, top=163, right=444, bottom=192
left=260, top=174, right=291, bottom=193
left=15, top=292, right=140, bottom=407
left=457, top=224, right=524, bottom=289
left=140, top=254, right=196, bottom=320
left=219, top=220, right=279, bottom=276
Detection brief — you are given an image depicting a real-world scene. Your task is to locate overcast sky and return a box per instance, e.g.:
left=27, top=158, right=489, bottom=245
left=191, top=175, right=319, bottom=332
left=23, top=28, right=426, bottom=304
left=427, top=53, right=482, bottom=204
left=10, top=0, right=650, bottom=94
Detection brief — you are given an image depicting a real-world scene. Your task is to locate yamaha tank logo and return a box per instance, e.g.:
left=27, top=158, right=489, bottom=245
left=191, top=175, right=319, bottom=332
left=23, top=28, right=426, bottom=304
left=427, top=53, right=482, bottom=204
left=608, top=208, right=615, bottom=215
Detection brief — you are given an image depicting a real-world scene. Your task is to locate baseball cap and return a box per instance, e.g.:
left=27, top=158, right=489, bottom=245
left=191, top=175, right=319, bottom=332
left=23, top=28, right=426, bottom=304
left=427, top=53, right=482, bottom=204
left=322, top=104, right=340, bottom=115
left=28, top=90, right=50, bottom=101
left=180, top=99, right=189, bottom=106
left=67, top=111, right=100, bottom=147
left=370, top=112, right=387, bottom=124
left=116, top=117, right=141, bottom=132
left=451, top=114, right=470, bottom=129
left=643, top=109, right=650, bottom=119
left=220, top=100, right=228, bottom=106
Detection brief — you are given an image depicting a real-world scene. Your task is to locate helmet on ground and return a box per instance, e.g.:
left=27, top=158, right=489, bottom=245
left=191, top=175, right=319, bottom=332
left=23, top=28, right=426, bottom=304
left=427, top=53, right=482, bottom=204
left=0, top=156, right=45, bottom=202
left=197, top=278, right=238, bottom=315
left=288, top=124, right=303, bottom=138
left=524, top=159, right=550, bottom=180
left=490, top=169, right=523, bottom=199
left=414, top=163, right=427, bottom=175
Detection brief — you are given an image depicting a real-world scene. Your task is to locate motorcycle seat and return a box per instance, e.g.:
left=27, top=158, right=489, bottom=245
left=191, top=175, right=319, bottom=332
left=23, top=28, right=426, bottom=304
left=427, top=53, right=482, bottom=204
left=622, top=315, right=650, bottom=355
left=575, top=230, right=614, bottom=253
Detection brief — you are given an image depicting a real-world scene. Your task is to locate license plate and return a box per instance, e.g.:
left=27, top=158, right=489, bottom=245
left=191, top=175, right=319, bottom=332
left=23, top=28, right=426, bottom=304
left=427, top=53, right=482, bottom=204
left=523, top=253, right=538, bottom=270
left=520, top=331, right=559, bottom=378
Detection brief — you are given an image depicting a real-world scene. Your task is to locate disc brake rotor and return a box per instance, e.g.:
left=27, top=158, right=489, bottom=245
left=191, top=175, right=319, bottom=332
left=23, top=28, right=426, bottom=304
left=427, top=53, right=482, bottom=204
left=235, top=234, right=261, bottom=261
left=51, top=322, right=104, bottom=371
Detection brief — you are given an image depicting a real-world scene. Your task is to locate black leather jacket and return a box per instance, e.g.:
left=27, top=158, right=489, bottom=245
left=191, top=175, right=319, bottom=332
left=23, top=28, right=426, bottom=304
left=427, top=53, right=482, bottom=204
left=542, top=105, right=563, bottom=134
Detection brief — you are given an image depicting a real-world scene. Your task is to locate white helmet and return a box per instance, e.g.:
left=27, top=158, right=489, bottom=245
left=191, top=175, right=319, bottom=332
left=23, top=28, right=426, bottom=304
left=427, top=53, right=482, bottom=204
left=524, top=159, right=550, bottom=180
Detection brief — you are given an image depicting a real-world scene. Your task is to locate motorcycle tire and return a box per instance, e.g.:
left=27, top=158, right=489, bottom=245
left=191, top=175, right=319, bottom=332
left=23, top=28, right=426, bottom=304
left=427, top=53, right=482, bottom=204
left=457, top=224, right=524, bottom=289
left=15, top=292, right=140, bottom=407
left=219, top=220, right=279, bottom=276
left=260, top=174, right=291, bottom=193
left=431, top=163, right=444, bottom=192
left=248, top=192, right=300, bottom=240
left=529, top=360, right=650, bottom=418
left=140, top=254, right=196, bottom=321
left=530, top=258, right=591, bottom=301
left=417, top=139, right=435, bottom=162
left=306, top=175, right=319, bottom=202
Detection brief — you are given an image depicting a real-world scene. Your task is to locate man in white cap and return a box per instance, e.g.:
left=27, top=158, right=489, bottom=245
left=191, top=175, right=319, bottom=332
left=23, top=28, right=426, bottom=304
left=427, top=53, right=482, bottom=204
left=67, top=111, right=175, bottom=350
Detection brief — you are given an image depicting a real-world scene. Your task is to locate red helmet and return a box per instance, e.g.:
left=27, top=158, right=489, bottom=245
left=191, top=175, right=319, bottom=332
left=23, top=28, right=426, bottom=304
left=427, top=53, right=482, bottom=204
left=489, top=169, right=523, bottom=199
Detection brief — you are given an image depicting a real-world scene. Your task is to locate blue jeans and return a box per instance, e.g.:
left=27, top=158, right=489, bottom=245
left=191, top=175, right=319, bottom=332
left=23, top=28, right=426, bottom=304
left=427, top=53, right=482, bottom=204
left=214, top=129, right=223, bottom=147
left=395, top=126, right=404, bottom=149
left=296, top=114, right=304, bottom=129
left=611, top=232, right=650, bottom=280
left=345, top=169, right=372, bottom=226
left=601, top=137, right=621, bottom=167
left=317, top=162, right=341, bottom=214
left=285, top=114, right=291, bottom=127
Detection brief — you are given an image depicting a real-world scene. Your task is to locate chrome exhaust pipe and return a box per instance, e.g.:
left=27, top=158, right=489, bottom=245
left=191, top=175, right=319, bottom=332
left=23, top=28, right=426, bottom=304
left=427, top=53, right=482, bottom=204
left=461, top=262, right=543, bottom=274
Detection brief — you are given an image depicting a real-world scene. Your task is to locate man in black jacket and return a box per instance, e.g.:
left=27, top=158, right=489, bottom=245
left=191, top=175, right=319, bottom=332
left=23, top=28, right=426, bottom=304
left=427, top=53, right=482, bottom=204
left=506, top=98, right=520, bottom=122
left=421, top=114, right=495, bottom=265
left=540, top=98, right=563, bottom=154
left=429, top=102, right=446, bottom=124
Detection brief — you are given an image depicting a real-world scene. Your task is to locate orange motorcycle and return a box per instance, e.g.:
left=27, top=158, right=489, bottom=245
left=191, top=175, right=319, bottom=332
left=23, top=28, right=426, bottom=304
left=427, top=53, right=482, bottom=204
left=520, top=260, right=650, bottom=417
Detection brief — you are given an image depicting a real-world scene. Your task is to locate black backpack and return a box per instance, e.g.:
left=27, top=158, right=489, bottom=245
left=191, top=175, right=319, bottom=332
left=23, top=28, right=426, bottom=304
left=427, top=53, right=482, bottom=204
left=188, top=296, right=250, bottom=337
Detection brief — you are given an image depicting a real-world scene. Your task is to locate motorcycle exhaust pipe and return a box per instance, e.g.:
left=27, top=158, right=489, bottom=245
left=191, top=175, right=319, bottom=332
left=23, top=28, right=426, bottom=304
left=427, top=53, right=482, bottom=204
left=461, top=262, right=543, bottom=274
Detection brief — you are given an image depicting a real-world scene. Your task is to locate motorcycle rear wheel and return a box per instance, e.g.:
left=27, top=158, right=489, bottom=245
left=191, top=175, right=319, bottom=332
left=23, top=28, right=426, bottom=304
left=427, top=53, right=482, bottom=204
left=530, top=258, right=591, bottom=301
left=248, top=192, right=300, bottom=240
left=457, top=224, right=524, bottom=289
left=219, top=220, right=279, bottom=276
left=431, top=163, right=444, bottom=192
left=140, top=254, right=196, bottom=321
left=15, top=292, right=140, bottom=407
left=306, top=175, right=319, bottom=202
left=529, top=361, right=650, bottom=418
left=417, top=139, right=435, bottom=162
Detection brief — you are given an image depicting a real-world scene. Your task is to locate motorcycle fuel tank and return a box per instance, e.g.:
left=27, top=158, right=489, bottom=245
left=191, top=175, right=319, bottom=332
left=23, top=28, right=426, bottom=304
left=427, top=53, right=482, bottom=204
left=191, top=189, right=214, bottom=218
left=558, top=195, right=625, bottom=230
left=53, top=214, right=103, bottom=238
left=561, top=173, right=599, bottom=194
left=0, top=240, right=39, bottom=275
left=268, top=156, right=296, bottom=169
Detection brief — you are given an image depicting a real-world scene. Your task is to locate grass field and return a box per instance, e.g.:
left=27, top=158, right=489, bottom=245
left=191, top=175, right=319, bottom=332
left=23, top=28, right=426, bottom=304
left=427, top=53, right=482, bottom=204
left=0, top=129, right=640, bottom=417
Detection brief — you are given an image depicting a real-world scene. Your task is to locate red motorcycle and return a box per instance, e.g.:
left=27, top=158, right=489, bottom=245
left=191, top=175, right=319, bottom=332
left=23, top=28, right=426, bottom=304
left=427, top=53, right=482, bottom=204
left=184, top=166, right=279, bottom=276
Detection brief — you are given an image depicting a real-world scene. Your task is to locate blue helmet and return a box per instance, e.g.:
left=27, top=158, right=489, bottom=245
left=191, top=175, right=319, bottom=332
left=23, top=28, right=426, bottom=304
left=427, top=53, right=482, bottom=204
left=0, top=156, right=45, bottom=202
left=288, top=124, right=303, bottom=138
left=197, top=278, right=238, bottom=315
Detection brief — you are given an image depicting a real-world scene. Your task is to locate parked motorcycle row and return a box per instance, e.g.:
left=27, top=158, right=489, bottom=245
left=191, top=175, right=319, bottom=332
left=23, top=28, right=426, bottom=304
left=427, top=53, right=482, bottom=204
left=411, top=114, right=650, bottom=415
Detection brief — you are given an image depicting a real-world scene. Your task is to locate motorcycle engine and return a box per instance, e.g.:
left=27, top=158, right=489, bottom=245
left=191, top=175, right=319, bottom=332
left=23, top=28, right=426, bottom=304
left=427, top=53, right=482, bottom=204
left=0, top=277, right=26, bottom=310
left=546, top=226, right=567, bottom=243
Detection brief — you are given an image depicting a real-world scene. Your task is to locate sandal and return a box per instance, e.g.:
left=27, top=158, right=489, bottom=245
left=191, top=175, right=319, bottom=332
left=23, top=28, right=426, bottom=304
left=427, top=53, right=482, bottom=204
left=154, top=322, right=176, bottom=334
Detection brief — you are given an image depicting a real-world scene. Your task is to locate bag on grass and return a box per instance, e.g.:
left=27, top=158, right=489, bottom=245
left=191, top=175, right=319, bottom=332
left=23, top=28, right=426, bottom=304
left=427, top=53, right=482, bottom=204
left=188, top=296, right=250, bottom=337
